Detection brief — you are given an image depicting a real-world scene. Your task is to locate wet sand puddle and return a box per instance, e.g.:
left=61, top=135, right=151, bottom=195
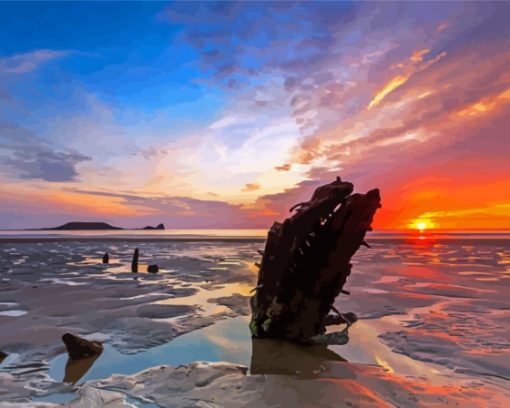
left=33, top=315, right=446, bottom=404
left=35, top=317, right=252, bottom=404
left=36, top=310, right=505, bottom=406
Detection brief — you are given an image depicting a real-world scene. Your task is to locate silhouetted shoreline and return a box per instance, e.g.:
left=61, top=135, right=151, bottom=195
left=26, top=221, right=166, bottom=231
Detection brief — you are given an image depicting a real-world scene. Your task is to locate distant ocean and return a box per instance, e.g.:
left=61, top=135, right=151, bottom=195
left=0, top=228, right=509, bottom=242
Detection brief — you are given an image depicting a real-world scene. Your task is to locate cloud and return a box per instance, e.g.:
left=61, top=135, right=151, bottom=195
left=242, top=183, right=260, bottom=192
left=367, top=75, right=409, bottom=110
left=138, top=147, right=168, bottom=160
left=63, top=188, right=275, bottom=228
left=254, top=178, right=324, bottom=216
left=275, top=163, right=291, bottom=172
left=161, top=1, right=510, bottom=229
left=160, top=2, right=355, bottom=87
left=6, top=151, right=91, bottom=182
left=75, top=3, right=510, bottom=229
left=0, top=49, right=69, bottom=74
left=0, top=124, right=91, bottom=182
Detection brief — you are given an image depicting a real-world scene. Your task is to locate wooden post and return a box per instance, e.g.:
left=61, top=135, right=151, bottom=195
left=131, top=248, right=139, bottom=273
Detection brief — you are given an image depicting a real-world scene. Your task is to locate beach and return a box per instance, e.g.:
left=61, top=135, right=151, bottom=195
left=1, top=231, right=509, bottom=407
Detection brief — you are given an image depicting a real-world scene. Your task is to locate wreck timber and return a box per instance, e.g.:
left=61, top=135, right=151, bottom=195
left=249, top=177, right=381, bottom=342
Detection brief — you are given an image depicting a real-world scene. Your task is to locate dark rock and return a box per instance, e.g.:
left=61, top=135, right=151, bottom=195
left=249, top=177, right=381, bottom=342
left=147, top=264, right=159, bottom=273
left=142, top=223, right=165, bottom=230
left=61, top=333, right=103, bottom=360
left=0, top=351, right=7, bottom=363
left=102, top=253, right=109, bottom=264
left=131, top=248, right=139, bottom=273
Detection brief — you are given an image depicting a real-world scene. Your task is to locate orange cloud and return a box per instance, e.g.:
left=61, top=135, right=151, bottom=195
left=275, top=163, right=292, bottom=172
left=457, top=86, right=510, bottom=117
left=367, top=75, right=409, bottom=110
left=40, top=191, right=143, bottom=217
left=242, top=183, right=261, bottom=192
left=410, top=48, right=430, bottom=62
left=367, top=49, right=446, bottom=110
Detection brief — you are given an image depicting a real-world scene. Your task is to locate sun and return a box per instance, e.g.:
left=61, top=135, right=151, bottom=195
left=410, top=218, right=436, bottom=233
left=416, top=221, right=428, bottom=232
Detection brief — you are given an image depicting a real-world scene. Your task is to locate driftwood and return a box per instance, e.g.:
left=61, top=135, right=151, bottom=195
left=249, top=177, right=381, bottom=343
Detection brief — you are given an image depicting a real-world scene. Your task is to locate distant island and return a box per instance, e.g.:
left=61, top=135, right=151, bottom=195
left=42, top=222, right=165, bottom=230
left=49, top=222, right=122, bottom=230
left=142, top=223, right=165, bottom=230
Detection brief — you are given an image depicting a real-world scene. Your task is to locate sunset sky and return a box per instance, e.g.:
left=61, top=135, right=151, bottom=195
left=1, top=2, right=509, bottom=230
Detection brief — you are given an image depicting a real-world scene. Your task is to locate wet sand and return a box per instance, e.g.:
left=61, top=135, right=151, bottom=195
left=1, top=235, right=509, bottom=406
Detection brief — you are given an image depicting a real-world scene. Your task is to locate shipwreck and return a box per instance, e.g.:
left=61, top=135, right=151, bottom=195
left=250, top=177, right=381, bottom=344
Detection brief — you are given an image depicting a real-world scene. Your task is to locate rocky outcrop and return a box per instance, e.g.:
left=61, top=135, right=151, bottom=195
left=62, top=333, right=103, bottom=360
left=142, top=223, right=165, bottom=230
left=249, top=177, right=381, bottom=343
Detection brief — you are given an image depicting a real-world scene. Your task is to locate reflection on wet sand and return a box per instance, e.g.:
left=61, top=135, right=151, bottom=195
left=156, top=282, right=252, bottom=317
left=63, top=353, right=101, bottom=385
left=250, top=338, right=346, bottom=377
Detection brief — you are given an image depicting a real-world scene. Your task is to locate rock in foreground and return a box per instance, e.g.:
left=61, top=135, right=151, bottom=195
left=62, top=333, right=103, bottom=360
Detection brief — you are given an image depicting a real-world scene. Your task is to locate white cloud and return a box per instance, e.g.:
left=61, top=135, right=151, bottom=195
left=0, top=49, right=69, bottom=74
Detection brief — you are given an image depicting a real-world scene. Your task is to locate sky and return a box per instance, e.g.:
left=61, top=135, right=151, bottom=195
left=0, top=1, right=509, bottom=230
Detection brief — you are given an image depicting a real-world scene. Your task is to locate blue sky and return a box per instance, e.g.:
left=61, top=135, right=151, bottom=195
left=1, top=1, right=509, bottom=229
left=0, top=2, right=220, bottom=125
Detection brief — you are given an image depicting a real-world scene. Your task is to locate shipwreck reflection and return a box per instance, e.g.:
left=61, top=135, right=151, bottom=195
left=63, top=353, right=101, bottom=384
left=250, top=337, right=347, bottom=378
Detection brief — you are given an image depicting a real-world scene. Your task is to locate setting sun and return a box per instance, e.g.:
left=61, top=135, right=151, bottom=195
left=416, top=222, right=427, bottom=231
left=410, top=218, right=436, bottom=232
